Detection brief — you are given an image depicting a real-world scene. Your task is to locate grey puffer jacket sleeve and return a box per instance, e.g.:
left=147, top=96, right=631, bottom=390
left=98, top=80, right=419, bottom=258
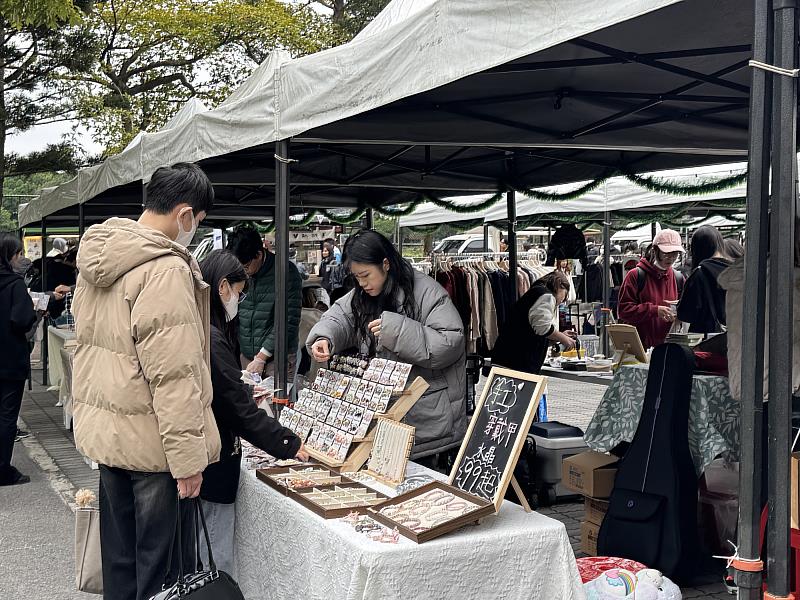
left=379, top=295, right=463, bottom=371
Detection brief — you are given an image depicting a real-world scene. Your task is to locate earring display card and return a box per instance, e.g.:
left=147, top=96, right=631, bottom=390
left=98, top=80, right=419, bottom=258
left=365, top=418, right=415, bottom=486
left=256, top=466, right=353, bottom=495
left=368, top=481, right=495, bottom=543
left=363, top=358, right=412, bottom=394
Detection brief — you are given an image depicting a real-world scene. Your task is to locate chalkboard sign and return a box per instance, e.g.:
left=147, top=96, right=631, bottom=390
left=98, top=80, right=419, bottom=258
left=449, top=367, right=545, bottom=511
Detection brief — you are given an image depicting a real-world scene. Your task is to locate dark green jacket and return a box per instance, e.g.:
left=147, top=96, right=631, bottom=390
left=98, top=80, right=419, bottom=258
left=238, top=253, right=302, bottom=360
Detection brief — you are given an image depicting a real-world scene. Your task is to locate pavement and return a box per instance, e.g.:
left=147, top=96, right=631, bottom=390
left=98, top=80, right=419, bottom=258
left=6, top=371, right=733, bottom=599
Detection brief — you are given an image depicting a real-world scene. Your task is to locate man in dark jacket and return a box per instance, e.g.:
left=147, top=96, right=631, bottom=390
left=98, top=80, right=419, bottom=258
left=227, top=227, right=302, bottom=378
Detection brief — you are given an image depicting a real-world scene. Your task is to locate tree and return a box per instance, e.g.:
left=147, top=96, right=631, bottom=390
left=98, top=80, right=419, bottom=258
left=2, top=170, right=74, bottom=231
left=71, top=0, right=337, bottom=155
left=310, top=0, right=391, bottom=39
left=1, top=0, right=95, bottom=213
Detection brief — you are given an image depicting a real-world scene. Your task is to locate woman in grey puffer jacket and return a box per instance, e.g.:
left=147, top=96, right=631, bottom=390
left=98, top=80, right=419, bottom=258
left=307, top=230, right=466, bottom=458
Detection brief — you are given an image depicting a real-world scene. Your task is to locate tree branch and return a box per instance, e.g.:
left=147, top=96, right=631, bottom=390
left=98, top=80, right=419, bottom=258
left=128, top=72, right=196, bottom=95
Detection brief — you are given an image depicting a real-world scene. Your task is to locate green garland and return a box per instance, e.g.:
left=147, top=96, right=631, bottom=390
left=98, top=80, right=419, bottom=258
left=622, top=171, right=747, bottom=196
left=515, top=175, right=613, bottom=202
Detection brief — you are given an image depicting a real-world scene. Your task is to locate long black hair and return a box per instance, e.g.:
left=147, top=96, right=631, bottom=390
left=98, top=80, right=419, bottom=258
left=343, top=230, right=417, bottom=348
left=0, top=233, right=23, bottom=273
left=200, top=249, right=248, bottom=346
left=690, top=225, right=725, bottom=269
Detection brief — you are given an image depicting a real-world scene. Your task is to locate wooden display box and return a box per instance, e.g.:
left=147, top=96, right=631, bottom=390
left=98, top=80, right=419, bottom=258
left=288, top=482, right=390, bottom=519
left=256, top=466, right=352, bottom=495
left=368, top=481, right=496, bottom=543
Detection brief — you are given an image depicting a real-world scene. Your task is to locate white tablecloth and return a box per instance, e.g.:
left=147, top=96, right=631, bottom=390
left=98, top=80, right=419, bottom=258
left=233, top=464, right=585, bottom=600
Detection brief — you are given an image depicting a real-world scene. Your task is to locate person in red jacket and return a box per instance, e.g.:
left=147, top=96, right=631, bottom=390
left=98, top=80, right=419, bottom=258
left=617, top=229, right=686, bottom=349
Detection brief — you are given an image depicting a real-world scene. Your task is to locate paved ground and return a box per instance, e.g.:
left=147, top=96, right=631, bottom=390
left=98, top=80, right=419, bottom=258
left=9, top=371, right=732, bottom=598
left=0, top=430, right=95, bottom=600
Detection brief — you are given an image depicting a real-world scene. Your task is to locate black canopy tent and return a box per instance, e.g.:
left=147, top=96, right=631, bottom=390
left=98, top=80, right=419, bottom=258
left=21, top=0, right=796, bottom=594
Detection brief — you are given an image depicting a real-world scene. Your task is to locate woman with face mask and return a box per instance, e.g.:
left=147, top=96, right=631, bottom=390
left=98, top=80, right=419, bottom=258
left=0, top=234, right=37, bottom=486
left=617, top=229, right=686, bottom=349
left=307, top=230, right=467, bottom=459
left=199, top=250, right=308, bottom=574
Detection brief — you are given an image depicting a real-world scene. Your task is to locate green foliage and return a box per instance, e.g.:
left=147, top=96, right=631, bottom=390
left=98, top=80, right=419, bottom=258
left=71, top=0, right=337, bottom=155
left=5, top=142, right=81, bottom=177
left=372, top=215, right=396, bottom=238
left=313, top=0, right=391, bottom=39
left=2, top=171, right=74, bottom=230
left=0, top=0, right=85, bottom=30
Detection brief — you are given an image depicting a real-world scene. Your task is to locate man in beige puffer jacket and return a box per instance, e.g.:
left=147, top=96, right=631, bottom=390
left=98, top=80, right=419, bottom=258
left=72, top=163, right=221, bottom=600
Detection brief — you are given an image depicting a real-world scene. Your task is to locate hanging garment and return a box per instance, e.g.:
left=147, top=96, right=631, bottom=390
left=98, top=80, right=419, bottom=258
left=546, top=224, right=587, bottom=268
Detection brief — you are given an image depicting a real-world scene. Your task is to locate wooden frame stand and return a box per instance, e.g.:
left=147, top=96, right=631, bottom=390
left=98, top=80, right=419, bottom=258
left=305, top=376, right=429, bottom=472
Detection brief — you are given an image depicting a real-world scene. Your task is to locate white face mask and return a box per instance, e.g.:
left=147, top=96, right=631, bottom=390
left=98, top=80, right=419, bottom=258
left=175, top=208, right=197, bottom=247
left=222, top=280, right=238, bottom=321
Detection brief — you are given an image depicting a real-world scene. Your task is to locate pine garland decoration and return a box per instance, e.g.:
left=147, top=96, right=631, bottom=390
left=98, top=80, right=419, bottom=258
left=622, top=171, right=747, bottom=196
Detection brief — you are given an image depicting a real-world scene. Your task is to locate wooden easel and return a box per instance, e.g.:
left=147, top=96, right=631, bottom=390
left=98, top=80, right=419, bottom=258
left=305, top=377, right=429, bottom=472
left=510, top=476, right=532, bottom=513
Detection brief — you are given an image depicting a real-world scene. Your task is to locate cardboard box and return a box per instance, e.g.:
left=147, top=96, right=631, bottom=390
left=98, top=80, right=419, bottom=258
left=584, top=496, right=610, bottom=526
left=562, top=451, right=618, bottom=499
left=581, top=520, right=601, bottom=556
left=792, top=453, right=800, bottom=529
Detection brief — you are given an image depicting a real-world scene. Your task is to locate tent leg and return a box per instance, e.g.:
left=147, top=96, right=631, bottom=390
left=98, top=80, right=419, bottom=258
left=78, top=202, right=85, bottom=240
left=483, top=223, right=490, bottom=252
left=735, top=0, right=773, bottom=597
left=41, top=216, right=48, bottom=387
left=274, top=139, right=291, bottom=408
left=365, top=207, right=374, bottom=230
left=766, top=0, right=798, bottom=596
left=506, top=190, right=518, bottom=301
left=602, top=212, right=611, bottom=356
left=650, top=222, right=656, bottom=242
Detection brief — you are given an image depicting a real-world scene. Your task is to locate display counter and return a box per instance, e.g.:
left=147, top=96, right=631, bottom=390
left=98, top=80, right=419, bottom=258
left=233, top=462, right=585, bottom=600
left=584, top=364, right=738, bottom=475
left=540, top=365, right=613, bottom=387
left=47, top=325, right=76, bottom=390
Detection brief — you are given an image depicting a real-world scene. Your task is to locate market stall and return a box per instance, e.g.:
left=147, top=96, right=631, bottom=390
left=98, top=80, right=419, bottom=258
left=233, top=463, right=583, bottom=600
left=584, top=364, right=738, bottom=475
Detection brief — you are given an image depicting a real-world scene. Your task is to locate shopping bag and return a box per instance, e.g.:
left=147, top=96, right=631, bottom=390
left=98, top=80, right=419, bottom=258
left=149, top=497, right=244, bottom=600
left=75, top=489, right=103, bottom=594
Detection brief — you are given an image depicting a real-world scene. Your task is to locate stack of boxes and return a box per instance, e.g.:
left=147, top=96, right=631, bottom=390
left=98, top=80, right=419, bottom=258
left=561, top=450, right=619, bottom=555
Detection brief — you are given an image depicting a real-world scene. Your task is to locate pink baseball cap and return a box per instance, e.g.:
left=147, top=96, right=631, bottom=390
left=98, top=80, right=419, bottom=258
left=653, top=229, right=685, bottom=253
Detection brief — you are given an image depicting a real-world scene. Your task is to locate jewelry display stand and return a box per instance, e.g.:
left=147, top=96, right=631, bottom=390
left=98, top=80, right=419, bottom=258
left=305, top=377, right=429, bottom=472
left=363, top=418, right=415, bottom=487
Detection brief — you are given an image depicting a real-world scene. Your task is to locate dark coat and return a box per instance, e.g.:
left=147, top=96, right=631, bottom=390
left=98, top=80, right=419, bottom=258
left=237, top=252, right=302, bottom=359
left=0, top=269, right=37, bottom=380
left=492, top=284, right=553, bottom=374
left=201, top=325, right=301, bottom=504
left=677, top=257, right=731, bottom=334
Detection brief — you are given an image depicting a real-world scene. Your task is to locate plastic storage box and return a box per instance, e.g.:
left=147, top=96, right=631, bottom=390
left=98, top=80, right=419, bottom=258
left=529, top=421, right=588, bottom=505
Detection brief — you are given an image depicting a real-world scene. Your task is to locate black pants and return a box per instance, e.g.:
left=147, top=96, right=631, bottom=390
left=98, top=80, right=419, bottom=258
left=0, top=378, right=25, bottom=484
left=99, top=466, right=197, bottom=600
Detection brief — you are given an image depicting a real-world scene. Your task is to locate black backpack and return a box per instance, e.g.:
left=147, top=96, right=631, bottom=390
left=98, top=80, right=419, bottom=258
left=636, top=266, right=685, bottom=297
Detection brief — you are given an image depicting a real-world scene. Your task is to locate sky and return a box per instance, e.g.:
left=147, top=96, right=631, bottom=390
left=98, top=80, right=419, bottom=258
left=7, top=120, right=103, bottom=156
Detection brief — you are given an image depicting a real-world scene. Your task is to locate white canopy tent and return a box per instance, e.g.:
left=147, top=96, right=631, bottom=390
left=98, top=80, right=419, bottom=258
left=22, top=0, right=759, bottom=227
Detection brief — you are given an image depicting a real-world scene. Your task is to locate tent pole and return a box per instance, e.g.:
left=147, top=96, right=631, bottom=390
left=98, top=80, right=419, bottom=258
left=650, top=223, right=656, bottom=242
left=506, top=190, right=518, bottom=301
left=365, top=207, right=374, bottom=230
left=78, top=202, right=85, bottom=240
left=483, top=223, right=490, bottom=252
left=41, top=216, right=49, bottom=387
left=274, top=139, right=291, bottom=407
left=766, top=0, right=797, bottom=595
left=735, top=0, right=772, bottom=595
left=602, top=212, right=611, bottom=356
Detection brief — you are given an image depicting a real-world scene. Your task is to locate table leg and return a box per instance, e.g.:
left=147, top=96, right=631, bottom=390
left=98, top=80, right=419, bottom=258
left=510, top=476, right=532, bottom=513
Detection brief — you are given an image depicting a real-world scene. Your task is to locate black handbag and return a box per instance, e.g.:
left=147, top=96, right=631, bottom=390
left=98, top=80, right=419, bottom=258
left=149, top=497, right=245, bottom=600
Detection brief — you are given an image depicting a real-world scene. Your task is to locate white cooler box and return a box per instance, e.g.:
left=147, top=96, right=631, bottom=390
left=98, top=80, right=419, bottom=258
left=529, top=421, right=588, bottom=505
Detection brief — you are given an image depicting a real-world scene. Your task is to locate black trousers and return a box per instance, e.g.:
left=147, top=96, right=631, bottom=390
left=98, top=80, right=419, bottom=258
left=0, top=378, right=25, bottom=484
left=99, top=466, right=197, bottom=600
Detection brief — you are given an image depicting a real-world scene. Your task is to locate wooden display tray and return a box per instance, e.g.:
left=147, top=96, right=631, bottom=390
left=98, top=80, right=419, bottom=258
left=289, top=482, right=390, bottom=519
left=256, top=466, right=354, bottom=495
left=306, top=376, right=429, bottom=472
left=367, top=481, right=496, bottom=543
